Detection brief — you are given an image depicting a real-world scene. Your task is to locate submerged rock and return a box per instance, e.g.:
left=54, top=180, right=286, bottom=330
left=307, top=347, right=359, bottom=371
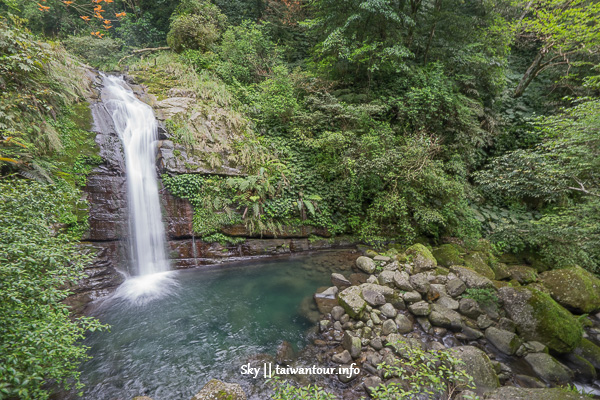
left=498, top=286, right=582, bottom=353
left=191, top=379, right=246, bottom=400
left=539, top=266, right=600, bottom=313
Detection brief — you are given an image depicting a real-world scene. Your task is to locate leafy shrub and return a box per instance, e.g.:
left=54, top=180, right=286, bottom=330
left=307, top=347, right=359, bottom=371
left=0, top=179, right=106, bottom=400
left=115, top=12, right=166, bottom=48
left=62, top=35, right=125, bottom=69
left=167, top=0, right=227, bottom=53
left=372, top=341, right=480, bottom=400
left=268, top=376, right=336, bottom=400
left=462, top=288, right=499, bottom=309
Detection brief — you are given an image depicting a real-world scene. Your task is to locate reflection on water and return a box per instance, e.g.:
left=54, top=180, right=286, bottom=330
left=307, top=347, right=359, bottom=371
left=74, top=250, right=357, bottom=400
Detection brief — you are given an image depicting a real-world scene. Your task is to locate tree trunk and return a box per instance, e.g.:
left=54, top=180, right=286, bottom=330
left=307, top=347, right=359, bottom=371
left=513, top=48, right=547, bottom=98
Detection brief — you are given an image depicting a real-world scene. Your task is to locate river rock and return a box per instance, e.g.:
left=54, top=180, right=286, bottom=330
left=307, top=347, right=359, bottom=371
left=450, top=266, right=493, bottom=289
left=332, top=349, right=352, bottom=364
left=565, top=352, right=597, bottom=381
left=371, top=312, right=381, bottom=325
left=380, top=303, right=397, bottom=318
left=331, top=306, right=345, bottom=321
left=360, top=283, right=395, bottom=300
left=393, top=271, right=413, bottom=290
left=408, top=301, right=431, bottom=316
left=382, top=319, right=398, bottom=335
left=395, top=314, right=413, bottom=333
left=356, top=256, right=376, bottom=273
left=342, top=332, right=362, bottom=358
left=410, top=273, right=431, bottom=294
left=378, top=270, right=396, bottom=286
left=524, top=352, right=573, bottom=385
left=485, top=387, right=589, bottom=400
left=331, top=273, right=352, bottom=289
left=464, top=252, right=495, bottom=280
left=462, top=325, right=484, bottom=340
left=362, top=289, right=386, bottom=307
left=407, top=243, right=437, bottom=273
left=485, top=327, right=522, bottom=355
left=363, top=376, right=383, bottom=396
left=477, top=314, right=493, bottom=329
left=432, top=304, right=463, bottom=329
left=191, top=379, right=246, bottom=400
left=338, top=286, right=366, bottom=319
left=276, top=341, right=296, bottom=365
left=539, top=266, right=600, bottom=313
left=448, top=346, right=499, bottom=396
left=498, top=286, right=582, bottom=353
left=491, top=262, right=511, bottom=280
left=507, top=265, right=538, bottom=284
left=402, top=291, right=422, bottom=303
left=446, top=278, right=466, bottom=297
left=436, top=296, right=459, bottom=310
left=573, top=338, right=600, bottom=369
left=432, top=244, right=464, bottom=267
left=458, top=298, right=484, bottom=319
left=429, top=311, right=451, bottom=328
left=337, top=364, right=360, bottom=383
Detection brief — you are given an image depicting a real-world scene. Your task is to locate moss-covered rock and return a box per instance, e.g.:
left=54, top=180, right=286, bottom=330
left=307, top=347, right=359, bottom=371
left=573, top=338, right=600, bottom=370
left=539, top=266, right=600, bottom=313
left=191, top=379, right=247, bottom=400
left=508, top=265, right=538, bottom=284
left=498, top=286, right=582, bottom=353
left=432, top=244, right=464, bottom=267
left=448, top=346, right=499, bottom=396
left=490, top=262, right=511, bottom=280
left=407, top=243, right=437, bottom=273
left=338, top=286, right=366, bottom=318
left=464, top=252, right=495, bottom=280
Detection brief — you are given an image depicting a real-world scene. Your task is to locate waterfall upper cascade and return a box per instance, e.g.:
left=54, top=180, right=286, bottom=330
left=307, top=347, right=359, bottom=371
left=101, top=75, right=175, bottom=301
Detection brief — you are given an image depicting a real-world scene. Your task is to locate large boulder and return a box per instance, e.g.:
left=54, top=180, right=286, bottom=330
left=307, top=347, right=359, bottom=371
left=448, top=346, right=499, bottom=397
left=484, top=387, right=588, bottom=400
left=406, top=243, right=437, bottom=273
left=432, top=244, right=464, bottom=267
left=356, top=256, right=376, bottom=274
left=450, top=266, right=493, bottom=289
left=191, top=379, right=246, bottom=400
left=338, top=286, right=366, bottom=318
left=498, top=286, right=582, bottom=353
left=539, top=266, right=600, bottom=313
left=464, top=252, right=495, bottom=280
left=524, top=353, right=574, bottom=385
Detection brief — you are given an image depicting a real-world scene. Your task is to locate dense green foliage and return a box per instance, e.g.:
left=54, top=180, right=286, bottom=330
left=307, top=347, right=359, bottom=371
left=0, top=180, right=106, bottom=399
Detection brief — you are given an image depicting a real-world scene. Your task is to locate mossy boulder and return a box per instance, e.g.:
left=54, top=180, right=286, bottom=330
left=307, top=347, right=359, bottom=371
left=507, top=265, right=538, bottom=284
left=463, top=252, right=495, bottom=280
left=407, top=243, right=437, bottom=273
left=490, top=262, right=511, bottom=280
left=498, top=286, right=582, bottom=353
left=573, top=338, right=600, bottom=370
left=448, top=346, right=499, bottom=396
left=539, top=266, right=600, bottom=313
left=432, top=244, right=464, bottom=267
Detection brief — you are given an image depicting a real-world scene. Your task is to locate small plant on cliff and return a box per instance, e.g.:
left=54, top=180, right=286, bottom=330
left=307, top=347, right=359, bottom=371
left=370, top=342, right=479, bottom=400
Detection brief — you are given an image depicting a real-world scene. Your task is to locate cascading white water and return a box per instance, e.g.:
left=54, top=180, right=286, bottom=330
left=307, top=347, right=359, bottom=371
left=102, top=75, right=175, bottom=302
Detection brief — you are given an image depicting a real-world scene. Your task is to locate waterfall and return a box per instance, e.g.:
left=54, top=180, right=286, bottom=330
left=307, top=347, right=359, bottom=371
left=102, top=75, right=175, bottom=302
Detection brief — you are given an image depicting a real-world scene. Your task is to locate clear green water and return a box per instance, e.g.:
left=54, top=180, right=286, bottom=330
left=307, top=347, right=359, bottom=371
left=74, top=251, right=356, bottom=400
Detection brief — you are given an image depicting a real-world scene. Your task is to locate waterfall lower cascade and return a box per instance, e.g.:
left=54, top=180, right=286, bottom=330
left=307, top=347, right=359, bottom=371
left=102, top=75, right=175, bottom=302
